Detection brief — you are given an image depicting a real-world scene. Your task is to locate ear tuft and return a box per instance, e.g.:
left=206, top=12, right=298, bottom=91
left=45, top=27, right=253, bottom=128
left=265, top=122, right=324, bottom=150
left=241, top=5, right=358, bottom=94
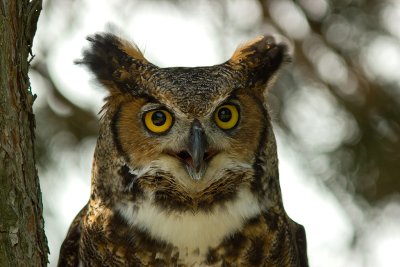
left=76, top=33, right=151, bottom=95
left=118, top=37, right=148, bottom=63
left=229, top=35, right=289, bottom=87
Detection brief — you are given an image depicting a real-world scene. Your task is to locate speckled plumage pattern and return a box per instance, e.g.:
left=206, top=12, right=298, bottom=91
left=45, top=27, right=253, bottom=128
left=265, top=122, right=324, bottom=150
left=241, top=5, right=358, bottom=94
left=58, top=33, right=308, bottom=266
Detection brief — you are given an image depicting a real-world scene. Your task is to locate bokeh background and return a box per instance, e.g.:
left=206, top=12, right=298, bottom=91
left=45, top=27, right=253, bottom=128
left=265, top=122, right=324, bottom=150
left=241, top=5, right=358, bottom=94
left=29, top=0, right=400, bottom=266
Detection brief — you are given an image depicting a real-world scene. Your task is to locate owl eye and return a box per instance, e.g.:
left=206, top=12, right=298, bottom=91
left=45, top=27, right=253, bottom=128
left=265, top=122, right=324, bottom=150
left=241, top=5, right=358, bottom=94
left=214, top=104, right=239, bottom=130
left=144, top=109, right=173, bottom=134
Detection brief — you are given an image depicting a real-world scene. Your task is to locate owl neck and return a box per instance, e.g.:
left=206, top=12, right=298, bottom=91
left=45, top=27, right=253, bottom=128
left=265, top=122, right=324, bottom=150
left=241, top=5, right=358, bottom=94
left=250, top=112, right=284, bottom=212
left=89, top=115, right=130, bottom=206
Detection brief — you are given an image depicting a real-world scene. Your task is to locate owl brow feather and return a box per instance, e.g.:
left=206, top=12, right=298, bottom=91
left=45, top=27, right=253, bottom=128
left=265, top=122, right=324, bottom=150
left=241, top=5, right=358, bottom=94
left=77, top=32, right=289, bottom=109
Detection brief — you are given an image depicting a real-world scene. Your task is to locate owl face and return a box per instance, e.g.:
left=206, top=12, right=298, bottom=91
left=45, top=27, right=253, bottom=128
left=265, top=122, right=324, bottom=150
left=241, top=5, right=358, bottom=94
left=80, top=33, right=287, bottom=211
left=115, top=85, right=264, bottom=187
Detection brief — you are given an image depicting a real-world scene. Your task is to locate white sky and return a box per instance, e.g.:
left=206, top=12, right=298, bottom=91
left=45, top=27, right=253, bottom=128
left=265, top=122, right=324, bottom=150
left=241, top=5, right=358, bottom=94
left=32, top=1, right=400, bottom=266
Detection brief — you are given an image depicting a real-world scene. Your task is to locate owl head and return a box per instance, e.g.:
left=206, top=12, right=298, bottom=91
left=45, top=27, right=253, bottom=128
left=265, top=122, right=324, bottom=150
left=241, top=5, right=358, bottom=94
left=79, top=33, right=288, bottom=212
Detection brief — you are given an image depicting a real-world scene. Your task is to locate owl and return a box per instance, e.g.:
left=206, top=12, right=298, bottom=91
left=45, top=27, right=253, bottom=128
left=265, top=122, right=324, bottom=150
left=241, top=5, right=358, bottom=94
left=58, top=32, right=308, bottom=267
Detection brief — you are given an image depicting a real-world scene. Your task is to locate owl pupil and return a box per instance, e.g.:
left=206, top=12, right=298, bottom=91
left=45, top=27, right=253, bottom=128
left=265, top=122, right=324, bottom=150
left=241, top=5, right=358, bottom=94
left=218, top=108, right=232, bottom=122
left=152, top=111, right=166, bottom=126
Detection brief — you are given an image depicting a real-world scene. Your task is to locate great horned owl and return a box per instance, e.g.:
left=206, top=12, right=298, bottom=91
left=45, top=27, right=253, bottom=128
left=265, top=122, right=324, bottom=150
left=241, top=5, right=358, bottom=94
left=58, top=33, right=308, bottom=267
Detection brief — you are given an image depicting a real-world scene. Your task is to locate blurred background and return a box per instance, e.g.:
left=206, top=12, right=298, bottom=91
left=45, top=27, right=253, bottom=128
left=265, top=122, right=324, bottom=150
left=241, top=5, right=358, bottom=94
left=29, top=0, right=400, bottom=266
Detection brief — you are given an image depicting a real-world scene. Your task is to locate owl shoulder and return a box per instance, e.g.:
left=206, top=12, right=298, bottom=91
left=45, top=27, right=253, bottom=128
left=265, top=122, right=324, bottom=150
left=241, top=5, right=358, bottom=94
left=58, top=204, right=88, bottom=267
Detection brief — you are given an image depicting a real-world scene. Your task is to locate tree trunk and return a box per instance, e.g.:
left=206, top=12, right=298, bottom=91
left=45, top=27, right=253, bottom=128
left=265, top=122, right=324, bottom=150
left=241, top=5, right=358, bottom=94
left=0, top=1, right=48, bottom=266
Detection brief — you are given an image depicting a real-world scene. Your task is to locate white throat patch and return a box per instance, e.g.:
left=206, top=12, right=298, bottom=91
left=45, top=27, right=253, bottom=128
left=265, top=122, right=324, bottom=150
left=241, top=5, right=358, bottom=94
left=117, top=187, right=262, bottom=261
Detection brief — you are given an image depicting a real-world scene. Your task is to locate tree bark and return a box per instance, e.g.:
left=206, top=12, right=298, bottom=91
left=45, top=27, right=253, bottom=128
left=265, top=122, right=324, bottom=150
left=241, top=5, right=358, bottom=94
left=0, top=1, right=48, bottom=266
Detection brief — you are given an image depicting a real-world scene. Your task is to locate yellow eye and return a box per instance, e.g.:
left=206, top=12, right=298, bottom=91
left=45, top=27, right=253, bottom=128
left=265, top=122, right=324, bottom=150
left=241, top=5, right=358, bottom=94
left=144, top=109, right=173, bottom=134
left=214, top=104, right=239, bottom=130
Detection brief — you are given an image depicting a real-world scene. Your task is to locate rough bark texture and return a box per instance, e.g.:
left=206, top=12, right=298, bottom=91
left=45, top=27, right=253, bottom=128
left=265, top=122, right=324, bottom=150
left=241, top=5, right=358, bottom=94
left=0, top=0, right=48, bottom=266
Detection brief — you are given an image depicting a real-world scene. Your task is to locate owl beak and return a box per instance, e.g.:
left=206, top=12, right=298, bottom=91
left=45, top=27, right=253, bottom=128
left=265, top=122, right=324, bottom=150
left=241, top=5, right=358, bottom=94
left=188, top=119, right=207, bottom=176
left=169, top=120, right=214, bottom=180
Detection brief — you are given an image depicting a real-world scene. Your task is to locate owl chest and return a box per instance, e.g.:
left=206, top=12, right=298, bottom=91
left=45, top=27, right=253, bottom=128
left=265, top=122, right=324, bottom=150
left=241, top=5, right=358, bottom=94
left=110, top=188, right=263, bottom=266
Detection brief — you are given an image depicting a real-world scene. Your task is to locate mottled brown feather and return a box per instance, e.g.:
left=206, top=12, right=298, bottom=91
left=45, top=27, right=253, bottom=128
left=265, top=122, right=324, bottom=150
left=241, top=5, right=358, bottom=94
left=58, top=32, right=308, bottom=267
